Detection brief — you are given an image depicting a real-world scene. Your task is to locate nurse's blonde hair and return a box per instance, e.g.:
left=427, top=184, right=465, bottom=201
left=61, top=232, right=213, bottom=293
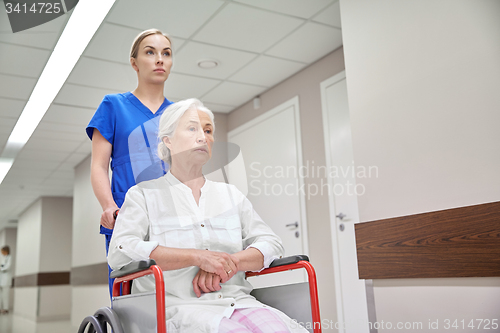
left=158, top=99, right=215, bottom=165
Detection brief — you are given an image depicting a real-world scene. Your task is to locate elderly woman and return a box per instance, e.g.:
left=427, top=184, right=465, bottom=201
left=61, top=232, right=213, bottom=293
left=108, top=99, right=307, bottom=333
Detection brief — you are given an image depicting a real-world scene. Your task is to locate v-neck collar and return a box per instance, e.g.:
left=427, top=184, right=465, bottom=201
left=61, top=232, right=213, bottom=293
left=165, top=171, right=208, bottom=193
left=164, top=172, right=209, bottom=210
left=125, top=91, right=169, bottom=119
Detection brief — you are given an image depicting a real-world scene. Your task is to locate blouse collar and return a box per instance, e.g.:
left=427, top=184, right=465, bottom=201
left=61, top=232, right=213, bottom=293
left=165, top=171, right=209, bottom=193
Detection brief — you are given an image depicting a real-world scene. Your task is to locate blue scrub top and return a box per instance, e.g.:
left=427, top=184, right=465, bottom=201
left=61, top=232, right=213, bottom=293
left=86, top=92, right=173, bottom=235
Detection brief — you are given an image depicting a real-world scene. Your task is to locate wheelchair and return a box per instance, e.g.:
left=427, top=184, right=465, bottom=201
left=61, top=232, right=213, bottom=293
left=78, top=255, right=321, bottom=333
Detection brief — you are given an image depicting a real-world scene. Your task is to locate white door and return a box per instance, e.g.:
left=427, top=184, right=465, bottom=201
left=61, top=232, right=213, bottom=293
left=321, top=72, right=370, bottom=332
left=228, top=97, right=308, bottom=288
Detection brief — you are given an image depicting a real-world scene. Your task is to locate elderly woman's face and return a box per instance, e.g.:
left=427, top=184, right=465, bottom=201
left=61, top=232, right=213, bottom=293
left=164, top=108, right=214, bottom=165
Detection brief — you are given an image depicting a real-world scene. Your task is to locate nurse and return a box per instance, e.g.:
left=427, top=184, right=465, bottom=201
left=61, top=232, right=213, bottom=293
left=86, top=29, right=174, bottom=297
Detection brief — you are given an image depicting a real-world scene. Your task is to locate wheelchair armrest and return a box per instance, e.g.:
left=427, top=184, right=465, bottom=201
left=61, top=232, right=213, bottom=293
left=269, top=255, right=309, bottom=268
left=246, top=254, right=311, bottom=278
left=110, top=259, right=157, bottom=279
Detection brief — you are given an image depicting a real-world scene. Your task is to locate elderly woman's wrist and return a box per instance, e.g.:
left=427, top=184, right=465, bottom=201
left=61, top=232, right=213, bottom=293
left=192, top=249, right=203, bottom=267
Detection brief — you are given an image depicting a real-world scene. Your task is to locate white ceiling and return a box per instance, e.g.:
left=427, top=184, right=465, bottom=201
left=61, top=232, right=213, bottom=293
left=0, top=0, right=342, bottom=230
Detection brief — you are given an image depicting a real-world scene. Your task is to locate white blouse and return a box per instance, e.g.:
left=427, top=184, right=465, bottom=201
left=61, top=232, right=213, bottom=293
left=108, top=172, right=306, bottom=333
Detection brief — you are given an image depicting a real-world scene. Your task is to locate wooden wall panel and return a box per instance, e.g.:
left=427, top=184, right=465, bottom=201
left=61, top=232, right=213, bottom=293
left=355, top=201, right=500, bottom=279
left=14, top=271, right=70, bottom=287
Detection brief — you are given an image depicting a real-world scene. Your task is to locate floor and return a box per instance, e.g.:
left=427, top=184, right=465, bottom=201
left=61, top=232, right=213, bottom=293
left=0, top=313, right=72, bottom=333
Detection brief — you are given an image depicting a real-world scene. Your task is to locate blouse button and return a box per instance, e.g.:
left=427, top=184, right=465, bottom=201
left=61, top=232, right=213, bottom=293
left=119, top=245, right=123, bottom=249
left=201, top=224, right=205, bottom=227
left=218, top=294, right=222, bottom=299
left=230, top=303, right=235, bottom=307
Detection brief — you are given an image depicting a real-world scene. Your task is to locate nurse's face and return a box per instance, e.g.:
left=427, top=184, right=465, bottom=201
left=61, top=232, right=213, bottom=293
left=164, top=108, right=214, bottom=166
left=131, top=34, right=172, bottom=84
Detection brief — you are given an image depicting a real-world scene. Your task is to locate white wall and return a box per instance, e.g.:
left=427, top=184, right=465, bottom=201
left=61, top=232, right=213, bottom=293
left=340, top=0, right=500, bottom=331
left=13, top=287, right=38, bottom=320
left=15, top=200, right=42, bottom=276
left=341, top=0, right=500, bottom=221
left=40, top=197, right=72, bottom=272
left=71, top=285, right=110, bottom=330
left=39, top=285, right=72, bottom=321
left=72, top=155, right=107, bottom=268
left=373, top=278, right=500, bottom=332
left=13, top=197, right=72, bottom=321
left=71, top=155, right=110, bottom=331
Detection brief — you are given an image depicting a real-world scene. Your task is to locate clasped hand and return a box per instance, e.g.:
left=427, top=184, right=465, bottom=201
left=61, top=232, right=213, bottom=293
left=192, top=250, right=239, bottom=298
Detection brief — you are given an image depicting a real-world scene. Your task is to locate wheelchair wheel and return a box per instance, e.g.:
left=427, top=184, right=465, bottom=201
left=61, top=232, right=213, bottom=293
left=94, top=307, right=125, bottom=333
left=78, top=307, right=124, bottom=333
left=77, top=315, right=104, bottom=333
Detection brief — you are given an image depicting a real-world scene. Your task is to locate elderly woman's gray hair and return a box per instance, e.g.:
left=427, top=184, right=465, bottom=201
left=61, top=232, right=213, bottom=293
left=157, top=98, right=215, bottom=165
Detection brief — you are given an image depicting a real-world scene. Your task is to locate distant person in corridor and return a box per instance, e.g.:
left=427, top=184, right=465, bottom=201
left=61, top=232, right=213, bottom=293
left=0, top=246, right=11, bottom=314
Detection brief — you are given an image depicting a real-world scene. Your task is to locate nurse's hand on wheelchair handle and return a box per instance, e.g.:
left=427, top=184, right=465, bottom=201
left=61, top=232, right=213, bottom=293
left=100, top=206, right=118, bottom=229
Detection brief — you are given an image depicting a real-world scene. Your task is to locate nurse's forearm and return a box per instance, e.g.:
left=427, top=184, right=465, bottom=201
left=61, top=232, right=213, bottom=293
left=232, top=247, right=264, bottom=272
left=91, top=166, right=117, bottom=211
left=90, top=129, right=117, bottom=211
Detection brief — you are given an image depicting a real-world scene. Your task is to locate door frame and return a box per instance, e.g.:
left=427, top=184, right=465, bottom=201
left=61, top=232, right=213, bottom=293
left=320, top=71, right=369, bottom=332
left=227, top=96, right=309, bottom=257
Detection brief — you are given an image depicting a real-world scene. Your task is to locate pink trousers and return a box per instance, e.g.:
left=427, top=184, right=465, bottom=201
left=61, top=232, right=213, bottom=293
left=218, top=308, right=290, bottom=333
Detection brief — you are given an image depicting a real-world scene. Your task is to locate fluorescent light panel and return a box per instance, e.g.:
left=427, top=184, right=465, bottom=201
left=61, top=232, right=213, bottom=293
left=0, top=158, right=15, bottom=184
left=0, top=0, right=115, bottom=184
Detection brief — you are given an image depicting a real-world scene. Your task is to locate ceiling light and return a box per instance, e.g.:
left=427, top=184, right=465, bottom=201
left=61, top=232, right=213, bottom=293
left=198, top=59, right=219, bottom=69
left=0, top=158, right=14, bottom=184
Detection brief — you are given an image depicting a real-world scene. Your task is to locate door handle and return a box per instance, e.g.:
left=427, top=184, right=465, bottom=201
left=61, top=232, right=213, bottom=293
left=286, top=222, right=299, bottom=228
left=336, top=212, right=346, bottom=220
